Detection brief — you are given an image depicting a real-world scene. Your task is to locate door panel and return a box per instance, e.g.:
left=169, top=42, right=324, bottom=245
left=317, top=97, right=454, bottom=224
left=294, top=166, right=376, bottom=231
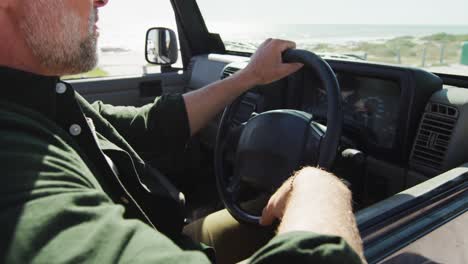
left=380, top=212, right=467, bottom=264
left=357, top=164, right=468, bottom=263
left=68, top=72, right=189, bottom=107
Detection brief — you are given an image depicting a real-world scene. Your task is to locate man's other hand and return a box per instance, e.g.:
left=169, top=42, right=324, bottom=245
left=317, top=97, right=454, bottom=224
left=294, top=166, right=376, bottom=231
left=259, top=167, right=364, bottom=258
left=240, top=39, right=303, bottom=86
left=259, top=175, right=294, bottom=226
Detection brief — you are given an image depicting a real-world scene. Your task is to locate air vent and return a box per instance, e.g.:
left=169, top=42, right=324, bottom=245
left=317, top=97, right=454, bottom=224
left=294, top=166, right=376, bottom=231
left=411, top=104, right=458, bottom=170
left=221, top=67, right=239, bottom=79
left=427, top=103, right=458, bottom=118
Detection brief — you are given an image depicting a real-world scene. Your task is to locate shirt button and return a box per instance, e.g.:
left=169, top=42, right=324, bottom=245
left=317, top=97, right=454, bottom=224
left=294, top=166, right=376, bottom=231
left=69, top=124, right=82, bottom=136
left=121, top=196, right=130, bottom=204
left=55, top=83, right=67, bottom=94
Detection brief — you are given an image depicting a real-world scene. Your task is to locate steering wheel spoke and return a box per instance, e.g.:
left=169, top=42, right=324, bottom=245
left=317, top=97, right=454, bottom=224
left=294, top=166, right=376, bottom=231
left=226, top=121, right=246, bottom=145
left=222, top=121, right=246, bottom=163
left=226, top=179, right=240, bottom=202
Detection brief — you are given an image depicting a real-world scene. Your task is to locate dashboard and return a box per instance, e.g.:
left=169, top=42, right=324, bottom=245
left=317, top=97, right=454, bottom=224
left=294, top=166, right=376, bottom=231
left=301, top=73, right=401, bottom=149
left=188, top=54, right=443, bottom=164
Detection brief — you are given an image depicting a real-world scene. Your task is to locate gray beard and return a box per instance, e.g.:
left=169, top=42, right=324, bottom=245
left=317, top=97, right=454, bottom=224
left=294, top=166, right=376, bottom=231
left=21, top=2, right=98, bottom=75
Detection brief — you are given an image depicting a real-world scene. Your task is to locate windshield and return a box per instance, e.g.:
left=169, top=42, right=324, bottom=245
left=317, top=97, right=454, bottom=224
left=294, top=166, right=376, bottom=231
left=197, top=0, right=468, bottom=76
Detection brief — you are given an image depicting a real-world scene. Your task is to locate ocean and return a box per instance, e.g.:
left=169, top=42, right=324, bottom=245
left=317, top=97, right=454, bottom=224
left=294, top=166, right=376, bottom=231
left=99, top=24, right=468, bottom=52
left=212, top=24, right=468, bottom=45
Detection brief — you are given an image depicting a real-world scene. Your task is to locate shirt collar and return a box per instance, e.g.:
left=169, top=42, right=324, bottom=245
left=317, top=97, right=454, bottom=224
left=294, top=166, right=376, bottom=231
left=0, top=66, right=61, bottom=119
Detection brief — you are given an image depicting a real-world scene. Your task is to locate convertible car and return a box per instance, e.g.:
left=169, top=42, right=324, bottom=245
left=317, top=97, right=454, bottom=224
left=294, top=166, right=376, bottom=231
left=69, top=0, right=467, bottom=263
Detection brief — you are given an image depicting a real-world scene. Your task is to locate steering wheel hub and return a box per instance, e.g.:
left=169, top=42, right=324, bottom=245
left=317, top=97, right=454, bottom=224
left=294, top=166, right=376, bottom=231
left=235, top=110, right=323, bottom=192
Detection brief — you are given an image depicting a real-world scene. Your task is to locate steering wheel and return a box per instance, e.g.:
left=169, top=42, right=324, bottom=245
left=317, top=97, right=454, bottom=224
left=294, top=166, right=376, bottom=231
left=215, top=49, right=343, bottom=224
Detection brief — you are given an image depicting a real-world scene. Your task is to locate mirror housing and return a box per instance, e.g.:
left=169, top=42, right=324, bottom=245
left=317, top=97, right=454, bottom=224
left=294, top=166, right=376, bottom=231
left=145, top=27, right=178, bottom=65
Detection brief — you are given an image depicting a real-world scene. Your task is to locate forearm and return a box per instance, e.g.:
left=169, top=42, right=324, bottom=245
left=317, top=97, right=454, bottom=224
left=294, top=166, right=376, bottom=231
left=183, top=39, right=302, bottom=135
left=278, top=168, right=364, bottom=257
left=183, top=70, right=257, bottom=135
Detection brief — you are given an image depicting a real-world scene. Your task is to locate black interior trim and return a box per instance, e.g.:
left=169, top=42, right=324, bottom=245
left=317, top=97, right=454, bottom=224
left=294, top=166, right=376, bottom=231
left=435, top=72, right=468, bottom=88
left=170, top=0, right=226, bottom=58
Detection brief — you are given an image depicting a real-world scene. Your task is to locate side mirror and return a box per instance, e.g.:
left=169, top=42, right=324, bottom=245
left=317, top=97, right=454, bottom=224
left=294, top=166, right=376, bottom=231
left=145, top=27, right=179, bottom=65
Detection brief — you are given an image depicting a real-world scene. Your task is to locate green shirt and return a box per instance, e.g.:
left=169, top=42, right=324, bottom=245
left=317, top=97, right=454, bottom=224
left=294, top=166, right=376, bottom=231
left=0, top=67, right=362, bottom=263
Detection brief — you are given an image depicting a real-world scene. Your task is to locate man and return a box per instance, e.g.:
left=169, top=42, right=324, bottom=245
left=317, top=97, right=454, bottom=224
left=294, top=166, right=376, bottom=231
left=0, top=0, right=364, bottom=263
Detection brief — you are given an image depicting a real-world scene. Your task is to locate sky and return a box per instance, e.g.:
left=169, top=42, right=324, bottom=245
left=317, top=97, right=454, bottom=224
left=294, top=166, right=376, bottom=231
left=99, top=0, right=468, bottom=26
left=197, top=0, right=468, bottom=25
left=99, top=0, right=176, bottom=27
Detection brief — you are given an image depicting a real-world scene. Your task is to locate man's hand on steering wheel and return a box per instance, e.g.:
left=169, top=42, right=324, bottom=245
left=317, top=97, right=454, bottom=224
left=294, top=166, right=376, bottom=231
left=240, top=39, right=303, bottom=86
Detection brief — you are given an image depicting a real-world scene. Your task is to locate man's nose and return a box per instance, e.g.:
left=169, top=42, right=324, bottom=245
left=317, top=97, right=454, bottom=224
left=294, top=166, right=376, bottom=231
left=94, top=0, right=109, bottom=8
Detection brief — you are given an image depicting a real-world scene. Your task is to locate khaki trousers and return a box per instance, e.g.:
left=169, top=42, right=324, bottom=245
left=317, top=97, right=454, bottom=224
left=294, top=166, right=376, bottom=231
left=183, top=209, right=274, bottom=264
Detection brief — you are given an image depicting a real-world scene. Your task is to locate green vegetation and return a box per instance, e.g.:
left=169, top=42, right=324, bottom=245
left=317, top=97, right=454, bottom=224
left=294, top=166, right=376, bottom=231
left=62, top=67, right=108, bottom=80
left=307, top=33, right=468, bottom=67
left=422, top=33, right=468, bottom=42
left=226, top=33, right=468, bottom=68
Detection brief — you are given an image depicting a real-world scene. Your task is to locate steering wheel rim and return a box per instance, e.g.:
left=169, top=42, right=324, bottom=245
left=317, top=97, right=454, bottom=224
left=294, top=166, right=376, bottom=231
left=215, top=49, right=343, bottom=224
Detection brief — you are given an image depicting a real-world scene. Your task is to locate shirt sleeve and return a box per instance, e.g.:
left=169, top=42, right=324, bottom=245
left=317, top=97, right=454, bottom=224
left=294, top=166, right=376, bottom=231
left=0, top=112, right=208, bottom=264
left=91, top=94, right=190, bottom=155
left=248, top=231, right=363, bottom=264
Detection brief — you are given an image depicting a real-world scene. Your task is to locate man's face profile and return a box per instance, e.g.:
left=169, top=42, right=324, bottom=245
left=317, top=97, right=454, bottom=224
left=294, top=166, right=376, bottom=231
left=20, top=0, right=100, bottom=75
